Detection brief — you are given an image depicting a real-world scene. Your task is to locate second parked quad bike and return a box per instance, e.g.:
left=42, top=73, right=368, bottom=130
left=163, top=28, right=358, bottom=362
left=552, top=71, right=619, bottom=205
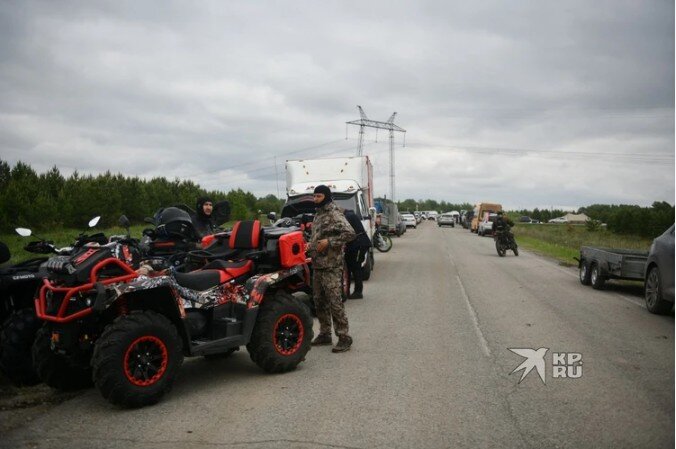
left=0, top=216, right=106, bottom=386
left=494, top=227, right=519, bottom=257
left=32, top=219, right=313, bottom=407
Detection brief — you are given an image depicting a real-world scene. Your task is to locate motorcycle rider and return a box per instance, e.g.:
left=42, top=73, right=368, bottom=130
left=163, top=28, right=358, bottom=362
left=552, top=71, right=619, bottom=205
left=495, top=211, right=516, bottom=245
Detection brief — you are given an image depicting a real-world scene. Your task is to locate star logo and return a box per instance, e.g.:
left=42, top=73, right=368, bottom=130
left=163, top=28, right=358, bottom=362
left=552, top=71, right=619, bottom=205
left=508, top=348, right=549, bottom=384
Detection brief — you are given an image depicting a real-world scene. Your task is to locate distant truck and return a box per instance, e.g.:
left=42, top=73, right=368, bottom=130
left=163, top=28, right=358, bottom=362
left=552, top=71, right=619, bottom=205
left=283, top=156, right=375, bottom=279
left=471, top=202, right=502, bottom=233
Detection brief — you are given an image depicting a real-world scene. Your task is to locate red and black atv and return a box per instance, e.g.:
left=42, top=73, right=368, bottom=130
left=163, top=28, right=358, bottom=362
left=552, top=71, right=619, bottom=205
left=32, top=219, right=313, bottom=407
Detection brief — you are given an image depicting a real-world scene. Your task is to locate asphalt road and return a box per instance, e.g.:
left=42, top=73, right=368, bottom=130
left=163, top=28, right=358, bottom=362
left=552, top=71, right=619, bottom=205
left=2, top=222, right=673, bottom=448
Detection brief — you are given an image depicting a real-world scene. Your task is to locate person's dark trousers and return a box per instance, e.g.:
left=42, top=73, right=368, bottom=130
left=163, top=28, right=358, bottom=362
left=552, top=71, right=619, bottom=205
left=345, top=248, right=366, bottom=295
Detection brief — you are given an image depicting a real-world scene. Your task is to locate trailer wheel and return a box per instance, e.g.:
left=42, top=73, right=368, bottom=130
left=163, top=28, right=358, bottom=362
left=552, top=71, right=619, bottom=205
left=579, top=261, right=592, bottom=286
left=590, top=263, right=605, bottom=290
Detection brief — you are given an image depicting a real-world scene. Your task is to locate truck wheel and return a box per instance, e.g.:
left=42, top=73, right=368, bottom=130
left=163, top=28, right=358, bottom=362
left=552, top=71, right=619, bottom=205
left=579, top=261, right=591, bottom=285
left=590, top=263, right=605, bottom=290
left=0, top=309, right=41, bottom=386
left=645, top=265, right=672, bottom=315
left=92, top=311, right=183, bottom=407
left=32, top=326, right=93, bottom=391
left=247, top=291, right=313, bottom=374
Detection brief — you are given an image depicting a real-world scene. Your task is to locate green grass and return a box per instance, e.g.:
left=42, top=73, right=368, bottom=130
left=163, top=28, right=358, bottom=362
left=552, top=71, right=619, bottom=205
left=2, top=224, right=148, bottom=265
left=511, top=224, right=653, bottom=266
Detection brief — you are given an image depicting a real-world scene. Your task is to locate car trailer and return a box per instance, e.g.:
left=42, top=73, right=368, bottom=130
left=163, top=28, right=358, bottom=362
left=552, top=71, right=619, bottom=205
left=576, top=246, right=648, bottom=290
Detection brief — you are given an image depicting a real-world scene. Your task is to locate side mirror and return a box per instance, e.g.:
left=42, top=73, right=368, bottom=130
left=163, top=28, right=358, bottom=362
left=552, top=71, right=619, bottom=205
left=267, top=212, right=277, bottom=221
left=89, top=216, right=101, bottom=228
left=119, top=215, right=131, bottom=229
left=212, top=200, right=231, bottom=225
left=15, top=228, right=32, bottom=237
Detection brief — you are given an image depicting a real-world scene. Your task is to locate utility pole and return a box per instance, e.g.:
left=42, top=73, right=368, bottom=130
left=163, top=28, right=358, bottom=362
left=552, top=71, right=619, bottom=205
left=346, top=105, right=406, bottom=203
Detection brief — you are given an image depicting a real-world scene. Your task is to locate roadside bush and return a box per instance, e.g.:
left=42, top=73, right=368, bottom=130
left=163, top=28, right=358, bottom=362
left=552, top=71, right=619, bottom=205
left=585, top=219, right=602, bottom=232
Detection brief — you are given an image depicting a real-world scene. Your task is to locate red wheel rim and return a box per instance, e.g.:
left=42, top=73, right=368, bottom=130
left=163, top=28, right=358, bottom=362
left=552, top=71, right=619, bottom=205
left=123, top=335, right=168, bottom=386
left=273, top=314, right=304, bottom=356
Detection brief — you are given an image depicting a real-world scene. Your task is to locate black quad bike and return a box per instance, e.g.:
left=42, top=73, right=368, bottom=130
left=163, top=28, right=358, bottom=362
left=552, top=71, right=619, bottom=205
left=494, top=226, right=519, bottom=257
left=0, top=216, right=106, bottom=386
left=32, top=219, right=313, bottom=407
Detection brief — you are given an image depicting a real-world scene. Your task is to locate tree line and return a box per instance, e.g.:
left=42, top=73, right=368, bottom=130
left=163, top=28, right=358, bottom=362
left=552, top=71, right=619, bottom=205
left=0, top=160, right=284, bottom=232
left=1, top=160, right=672, bottom=239
left=513, top=203, right=674, bottom=239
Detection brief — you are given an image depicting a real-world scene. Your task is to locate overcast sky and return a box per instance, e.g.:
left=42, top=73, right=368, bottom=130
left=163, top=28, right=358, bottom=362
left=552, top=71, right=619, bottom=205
left=1, top=0, right=673, bottom=210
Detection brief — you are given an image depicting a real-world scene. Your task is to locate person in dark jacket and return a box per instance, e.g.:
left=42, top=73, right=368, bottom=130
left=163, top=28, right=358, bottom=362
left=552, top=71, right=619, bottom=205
left=194, top=196, right=216, bottom=237
left=343, top=209, right=371, bottom=299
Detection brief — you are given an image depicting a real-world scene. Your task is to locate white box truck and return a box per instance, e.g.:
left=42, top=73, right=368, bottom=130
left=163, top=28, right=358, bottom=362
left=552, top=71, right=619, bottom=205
left=283, top=156, right=375, bottom=279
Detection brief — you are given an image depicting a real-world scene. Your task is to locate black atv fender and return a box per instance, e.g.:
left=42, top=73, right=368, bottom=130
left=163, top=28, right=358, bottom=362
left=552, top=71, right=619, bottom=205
left=245, top=264, right=308, bottom=308
left=93, top=277, right=191, bottom=352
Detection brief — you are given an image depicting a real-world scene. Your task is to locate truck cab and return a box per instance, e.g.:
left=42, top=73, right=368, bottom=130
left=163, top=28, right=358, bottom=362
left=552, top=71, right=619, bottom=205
left=284, top=157, right=375, bottom=280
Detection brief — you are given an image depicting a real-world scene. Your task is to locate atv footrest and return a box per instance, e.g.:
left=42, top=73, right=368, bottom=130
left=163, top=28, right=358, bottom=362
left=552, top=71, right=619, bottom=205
left=191, top=335, right=247, bottom=357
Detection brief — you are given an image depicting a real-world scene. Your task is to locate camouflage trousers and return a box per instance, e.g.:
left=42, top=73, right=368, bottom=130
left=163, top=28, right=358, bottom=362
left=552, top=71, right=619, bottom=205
left=313, top=267, right=349, bottom=338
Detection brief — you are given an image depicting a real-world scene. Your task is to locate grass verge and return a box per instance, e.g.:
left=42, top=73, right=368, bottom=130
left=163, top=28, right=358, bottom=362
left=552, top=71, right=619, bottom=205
left=511, top=224, right=653, bottom=266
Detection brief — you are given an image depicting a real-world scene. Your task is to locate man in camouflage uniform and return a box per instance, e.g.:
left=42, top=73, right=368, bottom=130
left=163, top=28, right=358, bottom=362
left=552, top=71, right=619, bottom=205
left=308, top=185, right=356, bottom=353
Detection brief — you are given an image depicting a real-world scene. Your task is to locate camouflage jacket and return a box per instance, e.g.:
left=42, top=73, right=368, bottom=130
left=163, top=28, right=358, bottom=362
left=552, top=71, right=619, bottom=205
left=308, top=202, right=356, bottom=269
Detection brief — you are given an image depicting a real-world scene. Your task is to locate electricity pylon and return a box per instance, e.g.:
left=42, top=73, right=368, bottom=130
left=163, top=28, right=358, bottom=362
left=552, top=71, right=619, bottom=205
left=346, top=105, right=406, bottom=203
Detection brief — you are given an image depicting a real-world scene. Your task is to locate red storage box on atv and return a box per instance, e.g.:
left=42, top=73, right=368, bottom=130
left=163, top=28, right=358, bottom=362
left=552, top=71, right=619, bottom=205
left=278, top=231, right=306, bottom=268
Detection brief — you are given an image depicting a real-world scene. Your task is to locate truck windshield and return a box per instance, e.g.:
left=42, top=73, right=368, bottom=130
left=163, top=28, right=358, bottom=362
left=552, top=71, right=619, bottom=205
left=282, top=193, right=358, bottom=218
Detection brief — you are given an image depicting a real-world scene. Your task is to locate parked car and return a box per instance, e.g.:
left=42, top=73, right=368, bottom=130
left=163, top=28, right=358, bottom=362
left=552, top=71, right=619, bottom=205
left=427, top=211, right=439, bottom=221
left=478, top=213, right=498, bottom=236
left=519, top=216, right=532, bottom=223
left=548, top=217, right=568, bottom=224
left=402, top=213, right=417, bottom=229
left=644, top=224, right=675, bottom=314
left=437, top=213, right=455, bottom=228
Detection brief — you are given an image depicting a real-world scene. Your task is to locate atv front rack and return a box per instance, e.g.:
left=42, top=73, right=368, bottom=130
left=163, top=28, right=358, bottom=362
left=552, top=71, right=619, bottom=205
left=35, top=258, right=138, bottom=323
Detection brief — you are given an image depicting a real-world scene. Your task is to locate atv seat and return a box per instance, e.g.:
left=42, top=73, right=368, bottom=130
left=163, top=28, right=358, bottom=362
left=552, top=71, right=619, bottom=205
left=174, top=260, right=254, bottom=291
left=228, top=220, right=262, bottom=254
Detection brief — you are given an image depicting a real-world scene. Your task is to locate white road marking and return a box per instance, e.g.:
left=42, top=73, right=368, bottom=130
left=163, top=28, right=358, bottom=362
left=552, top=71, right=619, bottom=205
left=456, top=273, right=492, bottom=358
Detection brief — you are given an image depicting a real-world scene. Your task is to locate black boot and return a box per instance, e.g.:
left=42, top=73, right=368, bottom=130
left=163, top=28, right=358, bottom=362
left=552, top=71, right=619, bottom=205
left=332, top=336, right=353, bottom=353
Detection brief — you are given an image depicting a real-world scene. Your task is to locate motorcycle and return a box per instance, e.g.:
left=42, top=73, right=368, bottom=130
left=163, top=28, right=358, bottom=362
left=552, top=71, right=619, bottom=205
left=494, top=226, right=519, bottom=257
left=373, top=226, right=393, bottom=253
left=0, top=216, right=106, bottom=386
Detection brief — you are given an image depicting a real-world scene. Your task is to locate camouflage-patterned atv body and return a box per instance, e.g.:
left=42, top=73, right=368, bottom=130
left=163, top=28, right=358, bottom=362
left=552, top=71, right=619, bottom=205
left=32, top=220, right=313, bottom=407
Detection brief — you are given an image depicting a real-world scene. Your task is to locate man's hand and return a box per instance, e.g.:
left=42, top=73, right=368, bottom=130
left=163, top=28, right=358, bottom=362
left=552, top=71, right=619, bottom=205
left=316, top=238, right=329, bottom=253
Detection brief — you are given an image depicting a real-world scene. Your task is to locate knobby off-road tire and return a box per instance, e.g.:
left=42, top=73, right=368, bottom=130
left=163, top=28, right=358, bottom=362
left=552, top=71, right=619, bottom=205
left=513, top=245, right=519, bottom=256
left=495, top=240, right=506, bottom=257
left=32, top=326, right=93, bottom=391
left=0, top=308, right=41, bottom=386
left=92, top=310, right=183, bottom=408
left=375, top=234, right=392, bottom=253
left=590, top=263, right=606, bottom=290
left=247, top=291, right=313, bottom=374
left=579, top=261, right=592, bottom=286
left=645, top=266, right=672, bottom=315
